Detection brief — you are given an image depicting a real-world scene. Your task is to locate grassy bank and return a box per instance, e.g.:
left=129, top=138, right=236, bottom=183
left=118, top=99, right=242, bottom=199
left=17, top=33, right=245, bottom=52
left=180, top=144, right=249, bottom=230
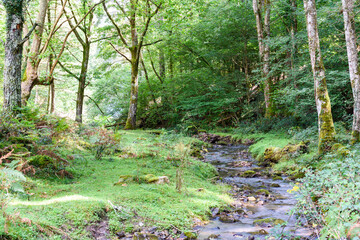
left=0, top=119, right=231, bottom=239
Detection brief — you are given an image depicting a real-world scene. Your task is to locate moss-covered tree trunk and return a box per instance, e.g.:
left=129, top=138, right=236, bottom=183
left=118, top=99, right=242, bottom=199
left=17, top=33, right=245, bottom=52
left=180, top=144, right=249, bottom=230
left=125, top=49, right=140, bottom=130
left=342, top=0, right=360, bottom=144
left=125, top=1, right=140, bottom=130
left=21, top=0, right=48, bottom=105
left=304, top=0, right=336, bottom=153
left=253, top=0, right=274, bottom=118
left=75, top=43, right=90, bottom=123
left=3, top=0, right=24, bottom=111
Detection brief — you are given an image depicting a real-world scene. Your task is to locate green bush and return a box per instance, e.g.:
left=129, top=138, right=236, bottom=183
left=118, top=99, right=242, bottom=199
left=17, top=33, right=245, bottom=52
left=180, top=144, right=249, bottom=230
left=294, top=151, right=360, bottom=239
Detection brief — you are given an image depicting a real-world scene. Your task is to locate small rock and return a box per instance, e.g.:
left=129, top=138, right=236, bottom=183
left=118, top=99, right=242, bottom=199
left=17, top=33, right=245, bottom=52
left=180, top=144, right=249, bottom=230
left=248, top=196, right=256, bottom=202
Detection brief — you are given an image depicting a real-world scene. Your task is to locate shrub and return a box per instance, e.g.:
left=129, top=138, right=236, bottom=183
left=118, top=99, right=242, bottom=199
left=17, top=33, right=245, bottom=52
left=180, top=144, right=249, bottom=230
left=294, top=152, right=360, bottom=239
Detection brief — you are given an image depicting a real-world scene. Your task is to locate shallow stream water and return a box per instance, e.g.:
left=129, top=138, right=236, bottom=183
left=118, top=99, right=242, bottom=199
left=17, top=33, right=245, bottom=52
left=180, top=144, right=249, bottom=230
left=198, top=145, right=313, bottom=240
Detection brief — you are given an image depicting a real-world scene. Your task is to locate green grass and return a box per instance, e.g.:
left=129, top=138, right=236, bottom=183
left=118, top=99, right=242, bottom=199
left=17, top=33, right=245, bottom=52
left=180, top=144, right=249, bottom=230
left=1, top=130, right=231, bottom=239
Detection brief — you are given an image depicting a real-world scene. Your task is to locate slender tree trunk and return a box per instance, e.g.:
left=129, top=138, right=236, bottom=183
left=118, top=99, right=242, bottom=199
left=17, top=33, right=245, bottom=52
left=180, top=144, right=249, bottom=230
left=75, top=43, right=90, bottom=123
left=342, top=0, right=360, bottom=144
left=253, top=0, right=274, bottom=118
left=3, top=1, right=24, bottom=111
left=290, top=0, right=297, bottom=72
left=159, top=49, right=166, bottom=79
left=125, top=0, right=140, bottom=130
left=21, top=0, right=48, bottom=104
left=125, top=49, right=140, bottom=129
left=304, top=0, right=336, bottom=153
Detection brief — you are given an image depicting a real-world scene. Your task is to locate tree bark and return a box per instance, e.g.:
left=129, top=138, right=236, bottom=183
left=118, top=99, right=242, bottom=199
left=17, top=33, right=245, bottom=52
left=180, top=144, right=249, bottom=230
left=21, top=0, right=49, bottom=104
left=125, top=0, right=140, bottom=130
left=304, top=0, right=336, bottom=153
left=3, top=1, right=24, bottom=111
left=253, top=0, right=274, bottom=118
left=342, top=0, right=360, bottom=144
left=75, top=43, right=90, bottom=123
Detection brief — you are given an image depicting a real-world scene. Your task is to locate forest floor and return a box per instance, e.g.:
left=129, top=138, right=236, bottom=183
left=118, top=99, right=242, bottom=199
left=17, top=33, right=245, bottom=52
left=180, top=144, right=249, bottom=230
left=2, top=112, right=357, bottom=239
left=1, top=125, right=234, bottom=240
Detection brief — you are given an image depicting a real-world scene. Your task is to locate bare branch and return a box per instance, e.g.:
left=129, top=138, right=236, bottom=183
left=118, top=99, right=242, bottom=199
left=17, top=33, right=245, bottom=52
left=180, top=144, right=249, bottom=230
left=40, top=0, right=68, bottom=55
left=108, top=41, right=131, bottom=63
left=90, top=35, right=117, bottom=44
left=147, top=48, right=163, bottom=84
left=18, top=23, right=39, bottom=46
left=114, top=0, right=130, bottom=21
left=47, top=0, right=105, bottom=81
left=57, top=60, right=80, bottom=80
left=138, top=2, right=162, bottom=55
left=103, top=1, right=129, bottom=47
left=142, top=39, right=163, bottom=47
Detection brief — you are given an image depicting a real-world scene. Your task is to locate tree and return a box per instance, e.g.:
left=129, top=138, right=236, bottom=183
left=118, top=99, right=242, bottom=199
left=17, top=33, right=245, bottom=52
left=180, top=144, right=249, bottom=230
left=103, top=0, right=162, bottom=130
left=252, top=0, right=274, bottom=118
left=21, top=0, right=48, bottom=105
left=303, top=0, right=336, bottom=153
left=2, top=0, right=38, bottom=111
left=62, top=0, right=94, bottom=123
left=341, top=0, right=360, bottom=144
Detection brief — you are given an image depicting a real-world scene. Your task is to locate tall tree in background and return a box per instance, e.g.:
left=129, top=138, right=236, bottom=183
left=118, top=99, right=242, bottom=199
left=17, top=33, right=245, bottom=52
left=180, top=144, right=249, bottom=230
left=2, top=0, right=25, bottom=111
left=252, top=0, right=274, bottom=118
left=103, top=0, right=162, bottom=129
left=304, top=0, right=336, bottom=153
left=62, top=0, right=94, bottom=123
left=341, top=0, right=360, bottom=144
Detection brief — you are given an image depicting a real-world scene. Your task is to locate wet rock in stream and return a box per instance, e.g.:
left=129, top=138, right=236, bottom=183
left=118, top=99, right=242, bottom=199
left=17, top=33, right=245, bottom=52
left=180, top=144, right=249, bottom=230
left=198, top=144, right=314, bottom=240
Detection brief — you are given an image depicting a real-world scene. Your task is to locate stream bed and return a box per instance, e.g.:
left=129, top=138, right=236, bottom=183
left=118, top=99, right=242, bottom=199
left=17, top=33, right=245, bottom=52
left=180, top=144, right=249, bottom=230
left=197, top=144, right=314, bottom=240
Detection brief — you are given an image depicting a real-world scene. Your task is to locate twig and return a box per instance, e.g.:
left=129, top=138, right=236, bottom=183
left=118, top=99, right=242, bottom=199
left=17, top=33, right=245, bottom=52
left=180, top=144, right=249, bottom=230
left=18, top=23, right=39, bottom=46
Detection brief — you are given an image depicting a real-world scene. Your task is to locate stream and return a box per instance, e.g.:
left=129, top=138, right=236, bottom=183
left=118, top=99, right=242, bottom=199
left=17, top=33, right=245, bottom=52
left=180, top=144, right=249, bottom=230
left=197, top=144, right=314, bottom=240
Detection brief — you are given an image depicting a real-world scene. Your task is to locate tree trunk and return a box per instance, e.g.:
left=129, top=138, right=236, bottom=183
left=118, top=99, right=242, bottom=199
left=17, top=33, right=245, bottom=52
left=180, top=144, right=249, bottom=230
left=3, top=2, right=24, bottom=111
left=21, top=0, right=48, bottom=105
left=253, top=0, right=274, bottom=118
left=124, top=0, right=139, bottom=130
left=159, top=49, right=166, bottom=79
left=342, top=0, right=360, bottom=144
left=75, top=43, right=90, bottom=123
left=125, top=49, right=140, bottom=130
left=304, top=0, right=336, bottom=153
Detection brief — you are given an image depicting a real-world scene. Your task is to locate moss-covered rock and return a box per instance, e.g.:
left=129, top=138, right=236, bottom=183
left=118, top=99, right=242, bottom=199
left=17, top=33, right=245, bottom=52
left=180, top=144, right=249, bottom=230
left=289, top=171, right=305, bottom=180
left=253, top=218, right=285, bottom=227
left=133, top=233, right=159, bottom=240
left=255, top=189, right=270, bottom=196
left=270, top=183, right=280, bottom=188
left=183, top=231, right=197, bottom=239
left=242, top=170, right=256, bottom=178
left=272, top=176, right=283, bottom=181
left=260, top=142, right=309, bottom=166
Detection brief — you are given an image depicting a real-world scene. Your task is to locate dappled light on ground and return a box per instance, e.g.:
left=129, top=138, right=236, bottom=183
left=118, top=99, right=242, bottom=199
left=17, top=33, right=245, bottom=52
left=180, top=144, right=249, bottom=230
left=10, top=195, right=99, bottom=206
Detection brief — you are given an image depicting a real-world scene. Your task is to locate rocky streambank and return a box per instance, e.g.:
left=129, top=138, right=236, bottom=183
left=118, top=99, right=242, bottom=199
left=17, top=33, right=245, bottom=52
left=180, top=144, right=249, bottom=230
left=197, top=143, right=314, bottom=240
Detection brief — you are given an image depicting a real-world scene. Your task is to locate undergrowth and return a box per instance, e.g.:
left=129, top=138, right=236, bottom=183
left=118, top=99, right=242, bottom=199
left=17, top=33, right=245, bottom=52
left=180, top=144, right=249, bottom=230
left=0, top=108, right=230, bottom=239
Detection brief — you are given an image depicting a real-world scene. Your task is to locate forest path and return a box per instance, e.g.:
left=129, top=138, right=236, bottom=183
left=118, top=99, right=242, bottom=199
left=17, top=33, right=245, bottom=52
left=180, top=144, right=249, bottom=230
left=197, top=144, right=313, bottom=240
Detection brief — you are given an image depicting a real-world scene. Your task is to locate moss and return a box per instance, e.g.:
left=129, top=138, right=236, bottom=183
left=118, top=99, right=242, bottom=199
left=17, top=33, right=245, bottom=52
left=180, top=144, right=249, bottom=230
left=255, top=189, right=270, bottom=195
left=270, top=183, right=280, bottom=187
left=253, top=218, right=285, bottom=226
left=29, top=155, right=55, bottom=169
left=184, top=231, right=197, bottom=239
left=351, top=130, right=360, bottom=145
left=114, top=175, right=133, bottom=185
left=8, top=136, right=35, bottom=144
left=331, top=143, right=350, bottom=157
left=272, top=176, right=283, bottom=180
left=133, top=233, right=159, bottom=240
left=242, top=170, right=256, bottom=178
left=143, top=174, right=159, bottom=183
left=289, top=172, right=305, bottom=180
